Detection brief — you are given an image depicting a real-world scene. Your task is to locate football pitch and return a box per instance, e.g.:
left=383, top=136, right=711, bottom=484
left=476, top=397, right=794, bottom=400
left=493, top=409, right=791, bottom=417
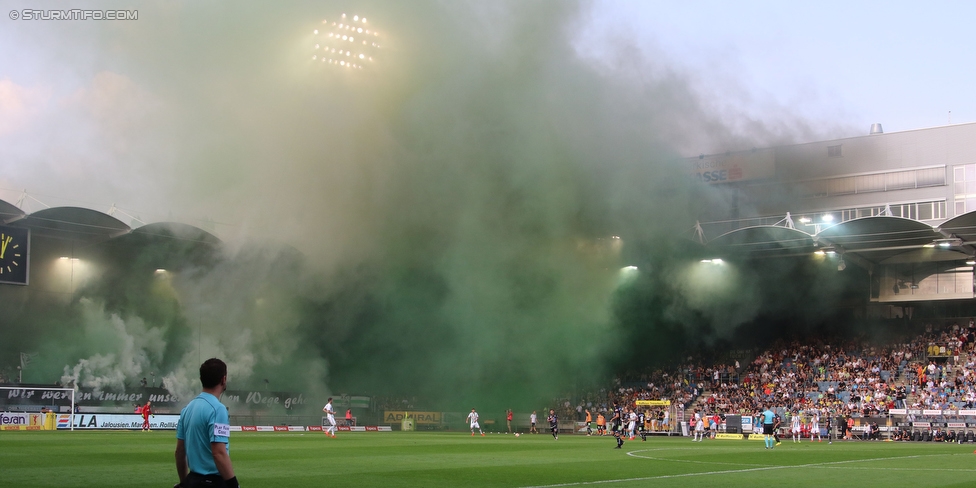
left=2, top=431, right=975, bottom=488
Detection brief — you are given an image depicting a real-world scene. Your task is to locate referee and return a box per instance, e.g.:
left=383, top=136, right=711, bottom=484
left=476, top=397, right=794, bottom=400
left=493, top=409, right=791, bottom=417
left=761, top=404, right=776, bottom=450
left=175, top=358, right=239, bottom=488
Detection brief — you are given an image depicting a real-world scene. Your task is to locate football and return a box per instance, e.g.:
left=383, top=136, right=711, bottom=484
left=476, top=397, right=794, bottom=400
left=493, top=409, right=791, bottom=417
left=515, top=433, right=520, bottom=437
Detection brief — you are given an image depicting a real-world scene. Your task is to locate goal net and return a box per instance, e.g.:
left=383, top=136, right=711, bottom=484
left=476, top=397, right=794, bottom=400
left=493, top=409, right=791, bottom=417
left=0, top=386, right=76, bottom=431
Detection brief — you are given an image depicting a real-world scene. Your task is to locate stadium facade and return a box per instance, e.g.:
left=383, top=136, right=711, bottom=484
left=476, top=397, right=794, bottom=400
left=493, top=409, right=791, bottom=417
left=0, top=201, right=220, bottom=300
left=695, top=122, right=976, bottom=307
left=4, top=123, right=976, bottom=309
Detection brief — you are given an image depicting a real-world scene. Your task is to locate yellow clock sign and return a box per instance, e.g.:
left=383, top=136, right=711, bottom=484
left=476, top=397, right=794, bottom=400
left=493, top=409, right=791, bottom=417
left=0, top=225, right=29, bottom=285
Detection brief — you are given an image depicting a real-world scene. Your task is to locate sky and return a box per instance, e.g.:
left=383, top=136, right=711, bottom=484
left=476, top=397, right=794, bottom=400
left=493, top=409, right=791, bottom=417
left=592, top=1, right=975, bottom=135
left=1, top=0, right=973, bottom=229
left=0, top=1, right=971, bottom=404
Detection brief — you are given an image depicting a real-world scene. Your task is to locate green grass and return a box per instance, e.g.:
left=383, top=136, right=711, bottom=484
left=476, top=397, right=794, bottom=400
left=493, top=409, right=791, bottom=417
left=1, top=431, right=975, bottom=487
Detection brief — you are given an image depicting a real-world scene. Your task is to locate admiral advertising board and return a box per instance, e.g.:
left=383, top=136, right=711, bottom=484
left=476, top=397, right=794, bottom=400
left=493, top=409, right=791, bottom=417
left=383, top=411, right=442, bottom=424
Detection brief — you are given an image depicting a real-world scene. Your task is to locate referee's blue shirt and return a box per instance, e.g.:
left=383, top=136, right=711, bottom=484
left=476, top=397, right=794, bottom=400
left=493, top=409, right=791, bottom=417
left=762, top=409, right=775, bottom=425
left=176, top=392, right=231, bottom=476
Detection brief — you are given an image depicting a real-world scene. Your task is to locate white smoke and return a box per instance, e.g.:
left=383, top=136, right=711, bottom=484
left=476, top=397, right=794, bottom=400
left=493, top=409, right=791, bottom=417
left=60, top=298, right=165, bottom=392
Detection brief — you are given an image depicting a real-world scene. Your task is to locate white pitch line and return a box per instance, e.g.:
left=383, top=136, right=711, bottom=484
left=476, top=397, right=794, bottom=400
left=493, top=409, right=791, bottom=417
left=625, top=448, right=771, bottom=467
left=519, top=453, right=928, bottom=488
left=817, top=465, right=976, bottom=473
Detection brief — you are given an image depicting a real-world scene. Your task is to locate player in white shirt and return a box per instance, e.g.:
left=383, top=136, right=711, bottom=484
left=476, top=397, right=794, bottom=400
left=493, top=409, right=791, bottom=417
left=810, top=409, right=821, bottom=442
left=467, top=409, right=484, bottom=436
left=323, top=397, right=337, bottom=438
left=790, top=411, right=802, bottom=443
left=530, top=411, right=538, bottom=434
left=627, top=410, right=638, bottom=440
left=692, top=410, right=704, bottom=442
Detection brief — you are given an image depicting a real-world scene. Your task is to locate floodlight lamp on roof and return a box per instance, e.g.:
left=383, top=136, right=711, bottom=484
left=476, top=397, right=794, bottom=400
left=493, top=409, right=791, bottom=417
left=934, top=238, right=962, bottom=248
left=310, top=13, right=379, bottom=72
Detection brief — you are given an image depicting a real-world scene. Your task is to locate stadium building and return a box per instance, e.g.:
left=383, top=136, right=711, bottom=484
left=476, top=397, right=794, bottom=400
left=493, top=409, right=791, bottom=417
left=0, top=200, right=220, bottom=301
left=695, top=122, right=976, bottom=313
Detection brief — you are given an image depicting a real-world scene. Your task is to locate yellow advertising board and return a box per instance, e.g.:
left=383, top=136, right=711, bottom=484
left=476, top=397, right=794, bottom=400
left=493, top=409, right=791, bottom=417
left=634, top=400, right=671, bottom=406
left=714, top=433, right=744, bottom=440
left=383, top=411, right=442, bottom=424
left=1, top=425, right=42, bottom=431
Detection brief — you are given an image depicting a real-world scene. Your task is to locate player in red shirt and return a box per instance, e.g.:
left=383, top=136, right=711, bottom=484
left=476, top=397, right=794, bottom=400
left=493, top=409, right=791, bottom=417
left=141, top=400, right=152, bottom=431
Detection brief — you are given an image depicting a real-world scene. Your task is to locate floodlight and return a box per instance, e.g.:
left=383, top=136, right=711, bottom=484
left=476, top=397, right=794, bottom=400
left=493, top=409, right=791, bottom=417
left=799, top=217, right=811, bottom=224
left=966, top=259, right=976, bottom=266
left=309, top=13, right=380, bottom=72
left=822, top=214, right=834, bottom=222
left=933, top=238, right=962, bottom=248
left=314, top=29, right=318, bottom=35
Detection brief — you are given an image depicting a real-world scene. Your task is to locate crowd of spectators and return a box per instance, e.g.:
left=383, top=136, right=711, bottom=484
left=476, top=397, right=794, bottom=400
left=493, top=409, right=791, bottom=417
left=540, top=320, right=970, bottom=427
left=685, top=320, right=976, bottom=419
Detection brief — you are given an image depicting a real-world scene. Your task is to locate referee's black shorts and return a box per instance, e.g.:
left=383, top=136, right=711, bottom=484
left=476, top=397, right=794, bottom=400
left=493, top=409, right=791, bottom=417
left=184, top=472, right=225, bottom=487
left=763, top=424, right=775, bottom=435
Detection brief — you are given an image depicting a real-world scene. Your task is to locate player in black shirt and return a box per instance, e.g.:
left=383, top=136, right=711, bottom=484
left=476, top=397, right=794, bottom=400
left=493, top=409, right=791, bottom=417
left=610, top=402, right=622, bottom=436
left=637, top=410, right=647, bottom=441
left=548, top=409, right=558, bottom=440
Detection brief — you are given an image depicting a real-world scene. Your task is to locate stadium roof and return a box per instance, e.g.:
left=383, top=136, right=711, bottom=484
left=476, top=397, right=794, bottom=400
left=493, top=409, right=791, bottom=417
left=705, top=213, right=976, bottom=269
left=124, top=222, right=221, bottom=247
left=0, top=199, right=25, bottom=224
left=21, top=207, right=130, bottom=242
left=0, top=198, right=221, bottom=246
